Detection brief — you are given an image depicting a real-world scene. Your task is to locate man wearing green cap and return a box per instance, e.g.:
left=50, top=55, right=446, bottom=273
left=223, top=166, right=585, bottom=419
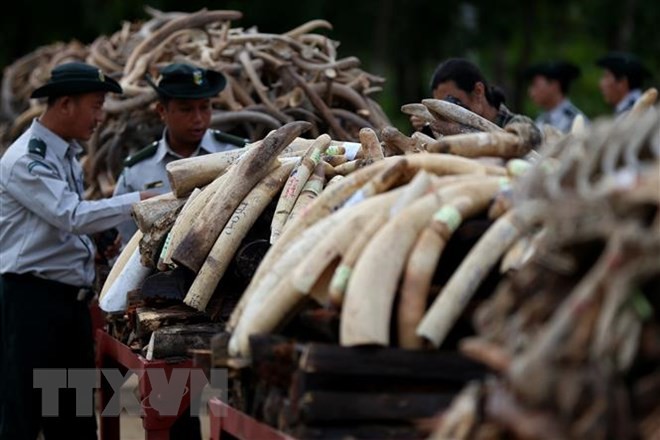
left=113, top=63, right=248, bottom=244
left=0, top=62, right=154, bottom=439
left=596, top=52, right=652, bottom=116
left=524, top=60, right=588, bottom=133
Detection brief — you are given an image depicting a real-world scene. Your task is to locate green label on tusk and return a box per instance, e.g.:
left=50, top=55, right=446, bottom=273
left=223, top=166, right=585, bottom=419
left=330, top=265, right=352, bottom=292
left=159, top=231, right=173, bottom=260
left=498, top=177, right=512, bottom=191
left=507, top=159, right=531, bottom=177
left=325, top=146, right=341, bottom=155
left=311, top=149, right=322, bottom=163
left=433, top=205, right=462, bottom=232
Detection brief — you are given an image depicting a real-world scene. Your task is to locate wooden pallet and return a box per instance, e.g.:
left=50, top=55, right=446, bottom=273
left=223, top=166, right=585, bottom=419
left=217, top=336, right=491, bottom=438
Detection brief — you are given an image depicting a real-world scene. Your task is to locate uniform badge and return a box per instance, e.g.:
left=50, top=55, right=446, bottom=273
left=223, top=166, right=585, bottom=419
left=27, top=160, right=50, bottom=174
left=28, top=138, right=47, bottom=158
left=193, top=70, right=203, bottom=86
left=98, top=69, right=105, bottom=82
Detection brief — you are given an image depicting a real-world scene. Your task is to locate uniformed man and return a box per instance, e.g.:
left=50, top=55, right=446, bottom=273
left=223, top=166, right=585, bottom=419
left=524, top=60, right=588, bottom=133
left=0, top=62, right=154, bottom=439
left=113, top=63, right=248, bottom=244
left=596, top=52, right=652, bottom=116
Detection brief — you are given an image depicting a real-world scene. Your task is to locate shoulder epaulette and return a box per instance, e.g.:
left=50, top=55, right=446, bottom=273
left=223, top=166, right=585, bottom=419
left=27, top=138, right=47, bottom=158
left=621, top=99, right=635, bottom=113
left=123, top=141, right=159, bottom=167
left=212, top=130, right=249, bottom=148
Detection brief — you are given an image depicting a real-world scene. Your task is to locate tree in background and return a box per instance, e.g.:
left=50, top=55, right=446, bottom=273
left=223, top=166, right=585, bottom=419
left=1, top=0, right=658, bottom=130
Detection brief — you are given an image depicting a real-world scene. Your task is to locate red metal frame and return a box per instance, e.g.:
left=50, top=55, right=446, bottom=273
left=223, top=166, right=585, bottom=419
left=95, top=329, right=202, bottom=440
left=208, top=397, right=295, bottom=440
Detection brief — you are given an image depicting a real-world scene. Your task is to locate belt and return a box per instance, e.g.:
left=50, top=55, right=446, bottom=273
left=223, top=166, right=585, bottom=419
left=1, top=272, right=95, bottom=302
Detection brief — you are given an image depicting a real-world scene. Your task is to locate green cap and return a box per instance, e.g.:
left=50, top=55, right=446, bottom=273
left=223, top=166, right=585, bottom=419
left=146, top=63, right=227, bottom=99
left=31, top=62, right=122, bottom=99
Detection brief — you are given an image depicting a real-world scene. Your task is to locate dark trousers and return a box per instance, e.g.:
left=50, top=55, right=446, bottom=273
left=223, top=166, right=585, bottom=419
left=0, top=273, right=97, bottom=440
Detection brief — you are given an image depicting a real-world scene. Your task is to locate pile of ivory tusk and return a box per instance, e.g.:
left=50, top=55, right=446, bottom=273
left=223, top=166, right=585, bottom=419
left=429, top=100, right=660, bottom=439
left=397, top=97, right=545, bottom=154
left=0, top=7, right=391, bottom=198
left=98, top=90, right=563, bottom=354
left=100, top=120, right=370, bottom=313
left=101, top=80, right=657, bottom=368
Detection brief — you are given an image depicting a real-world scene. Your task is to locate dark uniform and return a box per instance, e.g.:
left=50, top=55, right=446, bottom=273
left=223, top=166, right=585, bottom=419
left=0, top=63, right=140, bottom=439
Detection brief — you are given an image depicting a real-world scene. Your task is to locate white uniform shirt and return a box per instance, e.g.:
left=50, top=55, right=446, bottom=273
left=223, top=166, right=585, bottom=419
left=615, top=89, right=642, bottom=116
left=0, top=119, right=140, bottom=286
left=535, top=99, right=588, bottom=133
left=113, top=129, right=241, bottom=243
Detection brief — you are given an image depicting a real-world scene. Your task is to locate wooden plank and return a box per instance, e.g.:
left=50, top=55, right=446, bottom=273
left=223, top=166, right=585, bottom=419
left=299, top=343, right=487, bottom=382
left=295, top=308, right=340, bottom=343
left=250, top=334, right=300, bottom=389
left=291, top=423, right=423, bottom=439
left=211, top=332, right=252, bottom=370
left=135, top=304, right=208, bottom=337
left=297, top=391, right=453, bottom=423
left=247, top=335, right=302, bottom=423
left=291, top=369, right=466, bottom=399
left=190, top=348, right=212, bottom=380
left=211, top=332, right=231, bottom=365
left=140, top=267, right=193, bottom=301
left=146, top=323, right=224, bottom=360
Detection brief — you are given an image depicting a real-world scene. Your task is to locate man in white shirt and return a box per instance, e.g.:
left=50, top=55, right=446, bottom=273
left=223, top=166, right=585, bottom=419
left=596, top=52, right=652, bottom=116
left=525, top=60, right=588, bottom=133
left=113, top=63, right=247, bottom=244
left=0, top=62, right=154, bottom=439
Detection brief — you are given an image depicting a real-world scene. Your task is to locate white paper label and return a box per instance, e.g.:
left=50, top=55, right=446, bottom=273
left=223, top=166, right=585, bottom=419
left=343, top=142, right=361, bottom=160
